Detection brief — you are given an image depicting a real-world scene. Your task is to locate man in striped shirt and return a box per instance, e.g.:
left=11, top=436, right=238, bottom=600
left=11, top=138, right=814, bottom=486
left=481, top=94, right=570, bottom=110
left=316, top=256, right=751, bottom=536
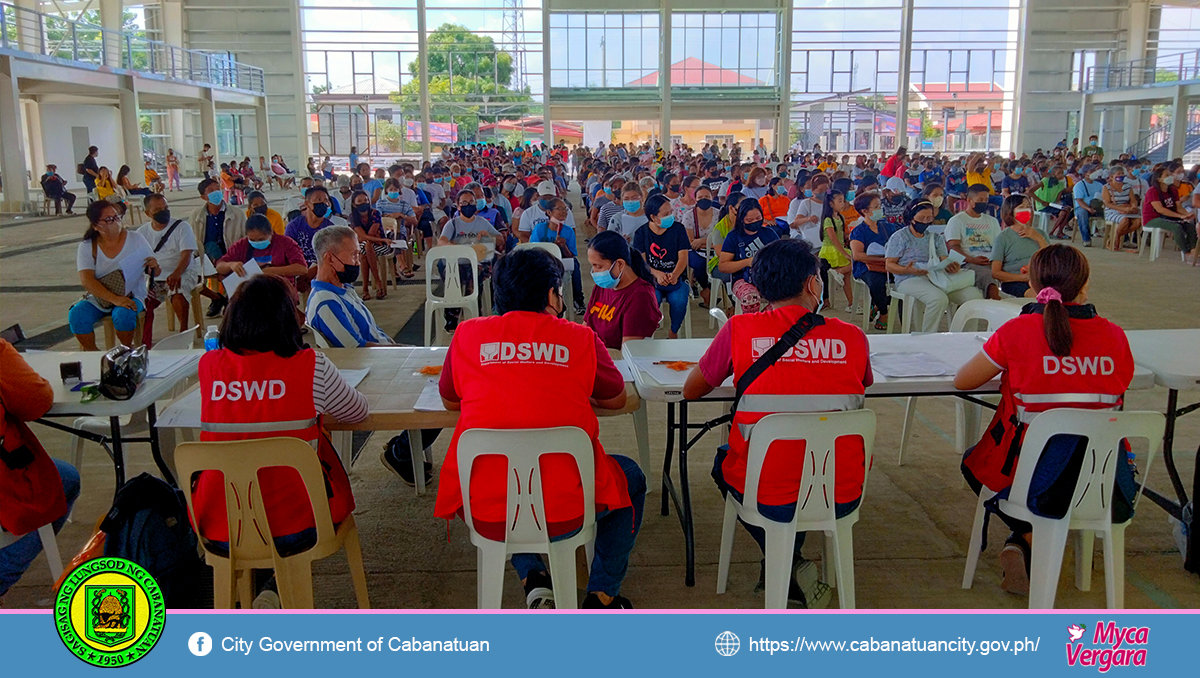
left=306, top=225, right=394, bottom=348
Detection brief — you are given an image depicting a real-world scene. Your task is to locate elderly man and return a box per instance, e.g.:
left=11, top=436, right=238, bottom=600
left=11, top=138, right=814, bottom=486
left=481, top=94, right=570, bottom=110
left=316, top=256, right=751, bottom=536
left=40, top=164, right=76, bottom=215
left=138, top=193, right=204, bottom=335
left=306, top=225, right=393, bottom=349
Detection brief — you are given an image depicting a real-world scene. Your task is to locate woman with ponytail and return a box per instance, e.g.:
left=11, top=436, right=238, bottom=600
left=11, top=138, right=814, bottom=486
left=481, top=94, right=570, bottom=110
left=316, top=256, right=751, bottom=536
left=584, top=230, right=663, bottom=350
left=954, top=244, right=1137, bottom=597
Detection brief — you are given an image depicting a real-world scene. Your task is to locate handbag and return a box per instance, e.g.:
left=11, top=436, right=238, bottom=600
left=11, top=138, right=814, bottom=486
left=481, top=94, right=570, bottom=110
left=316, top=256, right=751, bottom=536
left=925, top=232, right=974, bottom=293
left=85, top=238, right=127, bottom=311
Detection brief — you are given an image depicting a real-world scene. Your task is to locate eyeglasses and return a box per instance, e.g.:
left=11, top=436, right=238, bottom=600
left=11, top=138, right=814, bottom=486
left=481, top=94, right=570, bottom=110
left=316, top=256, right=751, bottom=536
left=98, top=215, right=122, bottom=225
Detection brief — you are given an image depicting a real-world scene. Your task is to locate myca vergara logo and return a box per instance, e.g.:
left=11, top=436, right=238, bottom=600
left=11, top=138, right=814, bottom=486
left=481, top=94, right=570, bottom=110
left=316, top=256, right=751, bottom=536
left=55, top=557, right=166, bottom=668
left=1066, top=621, right=1149, bottom=672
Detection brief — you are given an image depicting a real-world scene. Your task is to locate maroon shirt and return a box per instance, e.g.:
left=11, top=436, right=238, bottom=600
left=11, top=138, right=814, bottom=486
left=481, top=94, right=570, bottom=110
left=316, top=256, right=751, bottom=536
left=584, top=276, right=663, bottom=350
left=217, top=235, right=307, bottom=286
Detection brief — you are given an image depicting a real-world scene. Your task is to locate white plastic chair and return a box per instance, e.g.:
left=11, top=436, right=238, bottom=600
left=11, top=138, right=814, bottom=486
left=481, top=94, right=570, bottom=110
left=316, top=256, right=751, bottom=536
left=709, top=307, right=728, bottom=328
left=424, top=245, right=480, bottom=347
left=716, top=410, right=876, bottom=609
left=0, top=524, right=63, bottom=582
left=897, top=300, right=1020, bottom=466
left=852, top=277, right=871, bottom=331
left=516, top=242, right=576, bottom=321
left=70, top=328, right=198, bottom=472
left=457, top=427, right=596, bottom=609
left=1138, top=225, right=1182, bottom=262
left=961, top=409, right=1163, bottom=609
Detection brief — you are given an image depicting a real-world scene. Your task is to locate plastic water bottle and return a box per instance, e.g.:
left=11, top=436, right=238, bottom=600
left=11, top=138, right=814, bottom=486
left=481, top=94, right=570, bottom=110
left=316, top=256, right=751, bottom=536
left=203, top=325, right=220, bottom=352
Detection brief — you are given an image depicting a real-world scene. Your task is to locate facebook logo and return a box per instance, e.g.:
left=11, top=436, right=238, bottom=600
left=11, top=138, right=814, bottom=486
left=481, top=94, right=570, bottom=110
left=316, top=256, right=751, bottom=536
left=188, top=632, right=213, bottom=657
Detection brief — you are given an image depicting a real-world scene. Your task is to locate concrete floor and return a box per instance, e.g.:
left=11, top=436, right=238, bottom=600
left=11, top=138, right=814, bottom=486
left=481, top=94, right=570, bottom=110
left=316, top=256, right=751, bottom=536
left=1, top=183, right=1197, bottom=610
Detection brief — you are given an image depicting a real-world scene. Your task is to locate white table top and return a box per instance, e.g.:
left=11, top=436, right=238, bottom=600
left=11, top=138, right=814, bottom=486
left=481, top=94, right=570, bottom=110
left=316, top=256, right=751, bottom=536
left=24, top=350, right=202, bottom=419
left=623, top=332, right=1157, bottom=403
left=1126, top=329, right=1200, bottom=392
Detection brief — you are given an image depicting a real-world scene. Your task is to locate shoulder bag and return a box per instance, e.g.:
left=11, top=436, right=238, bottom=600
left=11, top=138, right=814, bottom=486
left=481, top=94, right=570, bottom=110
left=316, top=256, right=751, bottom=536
left=925, top=232, right=974, bottom=294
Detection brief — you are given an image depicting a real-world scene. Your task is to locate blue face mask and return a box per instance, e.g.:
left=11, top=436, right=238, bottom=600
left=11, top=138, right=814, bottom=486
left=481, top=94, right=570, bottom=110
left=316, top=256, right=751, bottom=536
left=623, top=200, right=641, bottom=212
left=804, top=189, right=813, bottom=198
left=846, top=190, right=856, bottom=201
left=539, top=198, right=551, bottom=210
left=591, top=262, right=622, bottom=289
left=207, top=190, right=224, bottom=206
left=249, top=238, right=271, bottom=250
left=659, top=215, right=675, bottom=229
left=1013, top=167, right=1023, bottom=175
left=387, top=191, right=400, bottom=200
left=476, top=198, right=487, bottom=210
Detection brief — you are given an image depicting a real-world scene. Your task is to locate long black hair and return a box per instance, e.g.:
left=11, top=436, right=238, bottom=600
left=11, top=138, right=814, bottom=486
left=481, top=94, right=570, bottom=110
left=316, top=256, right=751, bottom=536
left=719, top=191, right=745, bottom=222
left=348, top=189, right=373, bottom=227
left=220, top=275, right=307, bottom=358
left=589, top=230, right=653, bottom=284
left=820, top=189, right=845, bottom=227
left=735, top=197, right=765, bottom=232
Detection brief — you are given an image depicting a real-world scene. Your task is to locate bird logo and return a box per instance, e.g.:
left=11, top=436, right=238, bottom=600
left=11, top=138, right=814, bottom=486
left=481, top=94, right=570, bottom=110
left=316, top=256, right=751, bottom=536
left=1068, top=624, right=1087, bottom=642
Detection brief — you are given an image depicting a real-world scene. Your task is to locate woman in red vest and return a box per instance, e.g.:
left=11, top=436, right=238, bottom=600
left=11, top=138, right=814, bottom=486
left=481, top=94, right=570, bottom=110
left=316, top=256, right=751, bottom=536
left=435, top=248, right=644, bottom=609
left=684, top=239, right=873, bottom=608
left=192, top=275, right=367, bottom=597
left=956, top=244, right=1136, bottom=596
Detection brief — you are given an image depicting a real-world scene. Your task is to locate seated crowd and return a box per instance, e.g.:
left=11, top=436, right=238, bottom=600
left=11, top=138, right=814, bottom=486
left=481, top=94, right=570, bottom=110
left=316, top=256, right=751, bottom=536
left=2, top=139, right=1193, bottom=609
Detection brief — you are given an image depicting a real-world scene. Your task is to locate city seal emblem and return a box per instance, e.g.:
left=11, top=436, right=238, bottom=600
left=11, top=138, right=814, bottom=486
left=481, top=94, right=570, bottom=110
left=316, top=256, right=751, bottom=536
left=55, top=557, right=165, bottom=668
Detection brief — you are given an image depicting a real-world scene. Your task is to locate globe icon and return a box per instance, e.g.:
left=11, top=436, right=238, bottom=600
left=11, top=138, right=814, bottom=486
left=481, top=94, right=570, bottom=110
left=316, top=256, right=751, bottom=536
left=715, top=631, right=740, bottom=656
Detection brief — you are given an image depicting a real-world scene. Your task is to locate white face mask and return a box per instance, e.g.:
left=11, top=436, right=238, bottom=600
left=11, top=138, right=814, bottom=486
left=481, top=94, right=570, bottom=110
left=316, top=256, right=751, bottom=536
left=930, top=195, right=944, bottom=208
left=1162, top=175, right=1175, bottom=186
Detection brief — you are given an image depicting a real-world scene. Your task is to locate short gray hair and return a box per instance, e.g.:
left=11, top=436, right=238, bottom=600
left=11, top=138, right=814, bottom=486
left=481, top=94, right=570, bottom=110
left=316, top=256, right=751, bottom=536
left=463, top=181, right=482, bottom=193
left=313, top=225, right=356, bottom=261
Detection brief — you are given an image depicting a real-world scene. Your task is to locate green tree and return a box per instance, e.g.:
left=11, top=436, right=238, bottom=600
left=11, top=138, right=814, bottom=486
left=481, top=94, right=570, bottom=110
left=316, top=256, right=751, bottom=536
left=392, top=23, right=532, bottom=144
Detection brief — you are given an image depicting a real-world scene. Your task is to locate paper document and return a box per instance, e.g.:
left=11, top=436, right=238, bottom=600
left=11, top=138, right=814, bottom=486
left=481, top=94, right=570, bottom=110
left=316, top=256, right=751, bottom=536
left=222, top=259, right=262, bottom=297
left=146, top=353, right=193, bottom=379
left=391, top=240, right=409, bottom=250
left=612, top=359, right=634, bottom=382
left=926, top=249, right=966, bottom=272
left=339, top=368, right=371, bottom=390
left=871, top=352, right=954, bottom=378
left=866, top=242, right=887, bottom=256
left=413, top=378, right=446, bottom=412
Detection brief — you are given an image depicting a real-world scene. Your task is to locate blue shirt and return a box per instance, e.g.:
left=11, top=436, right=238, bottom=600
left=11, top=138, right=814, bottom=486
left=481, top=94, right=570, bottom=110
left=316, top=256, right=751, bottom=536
left=305, top=280, right=394, bottom=348
left=919, top=168, right=944, bottom=186
left=1001, top=175, right=1029, bottom=194
left=720, top=227, right=779, bottom=283
left=531, top=220, right=577, bottom=256
left=362, top=179, right=384, bottom=200
left=849, top=219, right=895, bottom=279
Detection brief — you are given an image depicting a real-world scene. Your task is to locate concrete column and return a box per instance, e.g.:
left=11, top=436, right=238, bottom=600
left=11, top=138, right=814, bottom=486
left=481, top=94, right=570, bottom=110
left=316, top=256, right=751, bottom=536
left=0, top=56, right=30, bottom=207
left=1123, top=0, right=1152, bottom=150
left=1167, top=85, right=1188, bottom=159
left=1078, top=93, right=1095, bottom=144
left=288, top=0, right=309, bottom=164
left=896, top=0, right=915, bottom=151
left=776, top=0, right=793, bottom=154
left=255, top=104, right=271, bottom=161
left=659, top=1, right=672, bottom=149
left=417, top=0, right=431, bottom=162
left=1008, top=0, right=1031, bottom=154
left=118, top=76, right=143, bottom=170
left=25, top=99, right=45, bottom=175
left=99, top=0, right=124, bottom=69
left=163, top=0, right=186, bottom=166
left=13, top=0, right=41, bottom=54
left=542, top=6, right=554, bottom=150
left=200, top=91, right=219, bottom=171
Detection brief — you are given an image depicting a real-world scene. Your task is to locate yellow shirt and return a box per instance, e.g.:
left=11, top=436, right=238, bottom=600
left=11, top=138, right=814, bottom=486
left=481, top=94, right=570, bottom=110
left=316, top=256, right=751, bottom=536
left=818, top=161, right=838, bottom=173
left=95, top=178, right=115, bottom=200
left=965, top=171, right=994, bottom=195
left=145, top=169, right=160, bottom=184
left=246, top=207, right=286, bottom=235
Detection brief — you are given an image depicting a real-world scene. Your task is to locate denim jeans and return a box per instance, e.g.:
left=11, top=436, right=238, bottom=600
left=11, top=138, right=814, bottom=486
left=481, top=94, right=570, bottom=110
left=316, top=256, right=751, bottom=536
left=687, top=250, right=710, bottom=290
left=511, top=455, right=646, bottom=597
left=655, top=279, right=690, bottom=334
left=1073, top=207, right=1097, bottom=242
left=1000, top=280, right=1031, bottom=298
left=712, top=447, right=860, bottom=560
left=0, top=459, right=80, bottom=596
left=68, top=298, right=145, bottom=334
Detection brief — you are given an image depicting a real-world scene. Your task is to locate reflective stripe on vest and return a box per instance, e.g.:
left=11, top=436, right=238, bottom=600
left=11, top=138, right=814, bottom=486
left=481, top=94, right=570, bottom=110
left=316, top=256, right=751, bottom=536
left=735, top=393, right=865, bottom=440
left=1013, top=392, right=1121, bottom=424
left=199, top=417, right=319, bottom=434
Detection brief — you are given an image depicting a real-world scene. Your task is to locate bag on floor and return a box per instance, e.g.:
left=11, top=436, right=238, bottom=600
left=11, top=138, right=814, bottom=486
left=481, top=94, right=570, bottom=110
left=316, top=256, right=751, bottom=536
left=100, top=473, right=203, bottom=605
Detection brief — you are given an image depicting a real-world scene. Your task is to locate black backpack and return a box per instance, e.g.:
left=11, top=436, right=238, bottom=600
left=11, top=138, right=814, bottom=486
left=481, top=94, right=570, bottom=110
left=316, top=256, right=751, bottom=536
left=101, top=473, right=204, bottom=606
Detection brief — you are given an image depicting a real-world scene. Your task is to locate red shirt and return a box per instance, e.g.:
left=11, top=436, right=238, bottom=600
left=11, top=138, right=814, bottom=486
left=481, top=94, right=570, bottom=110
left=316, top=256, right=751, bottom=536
left=1142, top=185, right=1179, bottom=225
left=882, top=154, right=905, bottom=178
left=218, top=235, right=307, bottom=286
left=585, top=277, right=663, bottom=350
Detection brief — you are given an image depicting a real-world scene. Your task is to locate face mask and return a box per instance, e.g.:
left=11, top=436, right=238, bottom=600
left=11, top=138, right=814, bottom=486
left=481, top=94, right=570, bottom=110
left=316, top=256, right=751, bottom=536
left=354, top=203, right=370, bottom=214
left=1088, top=172, right=1100, bottom=182
left=912, top=221, right=931, bottom=234
left=1163, top=175, right=1174, bottom=186
left=335, top=258, right=360, bottom=285
left=1114, top=175, right=1125, bottom=183
left=435, top=177, right=444, bottom=183
left=476, top=198, right=487, bottom=210
left=387, top=191, right=401, bottom=201
left=804, top=189, right=813, bottom=198
left=311, top=203, right=329, bottom=218
left=152, top=209, right=171, bottom=225
left=591, top=262, right=622, bottom=289
left=870, top=208, right=884, bottom=221
left=668, top=184, right=680, bottom=193
left=1012, top=167, right=1022, bottom=175
left=696, top=198, right=716, bottom=210
left=207, top=191, right=224, bottom=206
left=813, top=277, right=825, bottom=314
left=402, top=177, right=414, bottom=187
left=456, top=203, right=478, bottom=218
left=1014, top=208, right=1033, bottom=225
left=623, top=200, right=641, bottom=212
left=743, top=219, right=762, bottom=233
left=779, top=171, right=787, bottom=178
left=659, top=215, right=676, bottom=229
left=505, top=182, right=517, bottom=193
left=301, top=187, right=310, bottom=197
left=249, top=238, right=271, bottom=250
left=1130, top=168, right=1141, bottom=177
left=452, top=172, right=460, bottom=177
left=846, top=190, right=856, bottom=201
left=252, top=205, right=268, bottom=216
left=930, top=196, right=943, bottom=208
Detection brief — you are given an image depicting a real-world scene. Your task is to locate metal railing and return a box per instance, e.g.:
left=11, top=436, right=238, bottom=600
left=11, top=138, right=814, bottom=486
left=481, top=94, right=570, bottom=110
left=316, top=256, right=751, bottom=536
left=0, top=1, right=265, bottom=94
left=1126, top=118, right=1200, bottom=159
left=1085, top=50, right=1200, bottom=92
